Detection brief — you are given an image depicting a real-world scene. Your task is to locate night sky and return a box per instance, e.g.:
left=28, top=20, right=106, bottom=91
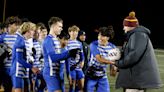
left=0, top=0, right=164, bottom=48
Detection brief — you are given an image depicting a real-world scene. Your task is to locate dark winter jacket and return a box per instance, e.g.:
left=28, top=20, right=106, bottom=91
left=115, top=26, right=162, bottom=89
left=81, top=41, right=90, bottom=72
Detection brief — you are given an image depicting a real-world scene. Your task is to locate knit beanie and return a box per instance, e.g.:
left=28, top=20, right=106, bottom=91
left=123, top=11, right=139, bottom=27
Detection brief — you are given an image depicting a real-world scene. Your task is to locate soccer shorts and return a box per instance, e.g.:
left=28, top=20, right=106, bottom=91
left=70, top=69, right=84, bottom=80
left=12, top=75, right=29, bottom=89
left=43, top=74, right=62, bottom=92
left=87, top=77, right=110, bottom=92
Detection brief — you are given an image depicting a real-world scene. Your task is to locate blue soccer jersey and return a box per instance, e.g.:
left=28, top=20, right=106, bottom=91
left=87, top=40, right=116, bottom=92
left=0, top=33, right=17, bottom=69
left=10, top=33, right=32, bottom=78
left=33, top=39, right=43, bottom=70
left=66, top=40, right=84, bottom=70
left=89, top=40, right=116, bottom=75
left=42, top=34, right=70, bottom=91
left=42, top=34, right=70, bottom=76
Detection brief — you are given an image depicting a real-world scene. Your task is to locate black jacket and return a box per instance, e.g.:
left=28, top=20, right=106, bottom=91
left=115, top=26, right=162, bottom=89
left=81, top=41, right=90, bottom=72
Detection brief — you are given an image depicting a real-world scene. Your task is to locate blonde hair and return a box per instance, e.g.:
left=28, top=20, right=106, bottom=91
left=68, top=25, right=80, bottom=32
left=18, top=22, right=36, bottom=35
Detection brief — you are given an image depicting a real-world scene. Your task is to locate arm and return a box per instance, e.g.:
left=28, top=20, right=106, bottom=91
left=44, top=38, right=70, bottom=62
left=49, top=51, right=69, bottom=62
left=90, top=43, right=114, bottom=64
left=115, top=33, right=148, bottom=68
left=15, top=43, right=32, bottom=68
left=79, top=44, right=85, bottom=67
left=80, top=43, right=85, bottom=62
left=95, top=55, right=114, bottom=64
left=87, top=45, right=90, bottom=61
left=80, top=61, right=84, bottom=68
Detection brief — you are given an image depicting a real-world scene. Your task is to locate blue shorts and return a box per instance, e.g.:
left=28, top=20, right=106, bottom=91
left=12, top=75, right=29, bottom=89
left=70, top=69, right=84, bottom=80
left=43, top=74, right=63, bottom=92
left=87, top=77, right=110, bottom=92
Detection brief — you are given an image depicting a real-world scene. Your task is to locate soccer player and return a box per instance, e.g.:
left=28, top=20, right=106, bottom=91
left=0, top=16, right=21, bottom=92
left=10, top=22, right=40, bottom=92
left=67, top=25, right=85, bottom=92
left=42, top=17, right=79, bottom=92
left=58, top=32, right=70, bottom=92
left=86, top=26, right=116, bottom=92
left=32, top=22, right=48, bottom=92
left=36, top=22, right=48, bottom=45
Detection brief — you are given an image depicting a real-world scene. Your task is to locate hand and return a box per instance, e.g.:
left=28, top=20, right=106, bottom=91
left=7, top=48, right=12, bottom=55
left=31, top=67, right=40, bottom=74
left=69, top=48, right=81, bottom=58
left=110, top=65, right=118, bottom=77
left=110, top=61, right=116, bottom=65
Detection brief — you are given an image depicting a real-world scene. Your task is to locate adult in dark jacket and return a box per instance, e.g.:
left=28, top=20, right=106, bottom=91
left=78, top=30, right=90, bottom=72
left=115, top=11, right=162, bottom=92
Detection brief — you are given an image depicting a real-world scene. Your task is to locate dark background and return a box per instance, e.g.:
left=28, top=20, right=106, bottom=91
left=0, top=0, right=164, bottom=48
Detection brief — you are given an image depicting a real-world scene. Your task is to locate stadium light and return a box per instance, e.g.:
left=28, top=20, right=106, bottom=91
left=3, top=0, right=6, bottom=23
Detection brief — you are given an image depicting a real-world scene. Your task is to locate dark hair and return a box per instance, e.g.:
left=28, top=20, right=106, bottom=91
left=58, top=32, right=70, bottom=40
left=0, top=23, right=6, bottom=29
left=36, top=22, right=47, bottom=30
left=98, top=25, right=115, bottom=39
left=48, top=17, right=63, bottom=28
left=5, top=16, right=21, bottom=26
